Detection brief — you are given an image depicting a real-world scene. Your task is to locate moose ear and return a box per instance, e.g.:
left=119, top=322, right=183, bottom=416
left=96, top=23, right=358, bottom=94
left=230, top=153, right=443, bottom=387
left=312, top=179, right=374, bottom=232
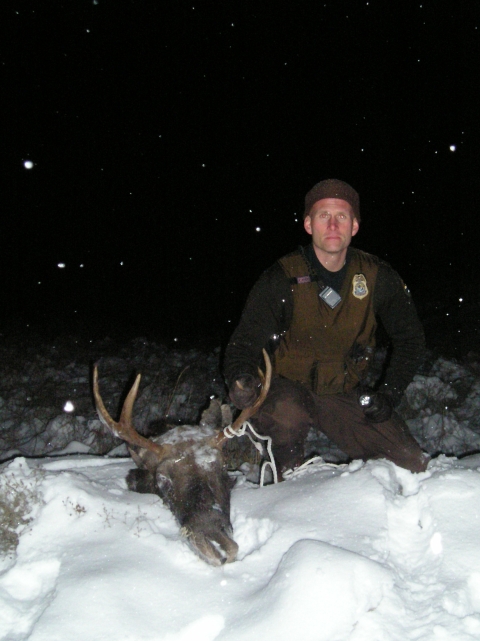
left=221, top=404, right=233, bottom=428
left=126, top=468, right=156, bottom=494
left=200, top=399, right=223, bottom=429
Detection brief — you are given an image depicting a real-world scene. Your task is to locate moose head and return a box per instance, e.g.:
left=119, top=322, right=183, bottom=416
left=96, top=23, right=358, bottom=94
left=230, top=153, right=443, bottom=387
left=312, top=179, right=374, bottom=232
left=93, top=350, right=271, bottom=566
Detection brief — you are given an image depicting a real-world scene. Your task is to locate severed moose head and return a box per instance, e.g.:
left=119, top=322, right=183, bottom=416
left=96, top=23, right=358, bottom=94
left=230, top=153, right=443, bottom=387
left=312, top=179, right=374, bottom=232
left=93, top=350, right=271, bottom=566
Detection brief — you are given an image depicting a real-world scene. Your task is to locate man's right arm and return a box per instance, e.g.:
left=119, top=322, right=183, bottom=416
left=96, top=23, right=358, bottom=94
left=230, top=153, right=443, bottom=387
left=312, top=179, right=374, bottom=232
left=223, top=263, right=291, bottom=392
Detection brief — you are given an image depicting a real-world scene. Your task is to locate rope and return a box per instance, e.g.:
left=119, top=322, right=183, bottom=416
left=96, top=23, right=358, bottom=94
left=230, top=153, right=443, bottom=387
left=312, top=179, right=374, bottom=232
left=282, top=457, right=347, bottom=479
left=222, top=421, right=278, bottom=486
left=222, top=424, right=346, bottom=485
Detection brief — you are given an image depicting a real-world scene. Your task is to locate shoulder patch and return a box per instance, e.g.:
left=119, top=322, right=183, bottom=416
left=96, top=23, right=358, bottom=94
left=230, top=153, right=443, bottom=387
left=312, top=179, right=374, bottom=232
left=352, top=273, right=369, bottom=300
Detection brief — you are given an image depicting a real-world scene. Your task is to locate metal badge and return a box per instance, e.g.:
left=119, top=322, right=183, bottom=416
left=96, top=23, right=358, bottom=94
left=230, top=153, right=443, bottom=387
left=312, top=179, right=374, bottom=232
left=352, top=273, right=368, bottom=300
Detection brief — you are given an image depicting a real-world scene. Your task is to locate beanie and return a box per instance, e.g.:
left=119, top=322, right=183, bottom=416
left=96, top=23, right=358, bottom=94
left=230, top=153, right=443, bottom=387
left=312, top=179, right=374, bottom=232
left=304, top=179, right=360, bottom=221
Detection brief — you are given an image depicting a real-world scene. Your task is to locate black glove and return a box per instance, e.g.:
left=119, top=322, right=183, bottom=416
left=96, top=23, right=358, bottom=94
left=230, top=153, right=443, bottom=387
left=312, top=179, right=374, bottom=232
left=358, top=391, right=393, bottom=423
left=229, top=374, right=261, bottom=410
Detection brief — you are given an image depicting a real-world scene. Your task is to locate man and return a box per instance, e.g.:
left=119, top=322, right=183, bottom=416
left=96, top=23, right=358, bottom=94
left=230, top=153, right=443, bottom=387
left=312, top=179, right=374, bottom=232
left=223, top=178, right=428, bottom=475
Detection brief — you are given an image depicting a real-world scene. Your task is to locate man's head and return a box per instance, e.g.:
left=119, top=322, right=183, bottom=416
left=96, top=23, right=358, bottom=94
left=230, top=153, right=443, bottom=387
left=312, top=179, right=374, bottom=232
left=303, top=179, right=360, bottom=265
left=304, top=179, right=360, bottom=221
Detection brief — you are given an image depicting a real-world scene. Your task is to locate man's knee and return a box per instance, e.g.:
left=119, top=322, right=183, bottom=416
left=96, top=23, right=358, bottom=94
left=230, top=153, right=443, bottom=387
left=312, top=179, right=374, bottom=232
left=251, top=377, right=316, bottom=470
left=255, top=376, right=316, bottom=431
left=394, top=447, right=429, bottom=473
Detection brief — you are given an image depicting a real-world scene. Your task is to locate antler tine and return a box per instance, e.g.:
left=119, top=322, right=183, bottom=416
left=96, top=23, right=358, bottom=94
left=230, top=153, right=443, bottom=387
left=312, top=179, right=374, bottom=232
left=93, top=366, right=167, bottom=458
left=212, top=349, right=272, bottom=448
left=231, top=348, right=272, bottom=432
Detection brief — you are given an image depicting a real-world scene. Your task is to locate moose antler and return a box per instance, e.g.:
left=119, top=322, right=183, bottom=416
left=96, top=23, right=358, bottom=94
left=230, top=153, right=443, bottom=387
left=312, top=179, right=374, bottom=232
left=93, top=366, right=168, bottom=459
left=212, top=348, right=272, bottom=447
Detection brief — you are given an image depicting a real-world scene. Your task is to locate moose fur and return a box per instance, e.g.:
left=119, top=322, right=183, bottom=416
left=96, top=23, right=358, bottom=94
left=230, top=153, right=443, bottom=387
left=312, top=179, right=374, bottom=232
left=126, top=407, right=238, bottom=565
left=93, top=351, right=270, bottom=567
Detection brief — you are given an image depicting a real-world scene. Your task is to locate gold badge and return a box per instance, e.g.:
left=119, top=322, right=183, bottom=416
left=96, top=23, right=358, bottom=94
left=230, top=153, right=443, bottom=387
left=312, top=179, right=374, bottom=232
left=352, top=273, right=368, bottom=300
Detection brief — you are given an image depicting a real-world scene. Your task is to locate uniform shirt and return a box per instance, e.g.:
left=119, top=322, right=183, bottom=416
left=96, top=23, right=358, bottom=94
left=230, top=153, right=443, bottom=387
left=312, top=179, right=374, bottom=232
left=224, top=245, right=426, bottom=404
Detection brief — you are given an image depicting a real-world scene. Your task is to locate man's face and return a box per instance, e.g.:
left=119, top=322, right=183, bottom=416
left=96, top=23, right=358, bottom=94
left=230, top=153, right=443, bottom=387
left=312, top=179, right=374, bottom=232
left=304, top=198, right=359, bottom=255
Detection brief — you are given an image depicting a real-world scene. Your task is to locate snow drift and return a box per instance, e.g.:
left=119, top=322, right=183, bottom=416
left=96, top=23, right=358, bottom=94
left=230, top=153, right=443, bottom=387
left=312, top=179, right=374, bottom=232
left=1, top=336, right=480, bottom=640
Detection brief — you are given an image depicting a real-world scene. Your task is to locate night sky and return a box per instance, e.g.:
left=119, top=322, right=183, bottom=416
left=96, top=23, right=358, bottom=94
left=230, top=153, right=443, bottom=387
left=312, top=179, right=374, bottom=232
left=2, top=1, right=479, bottom=352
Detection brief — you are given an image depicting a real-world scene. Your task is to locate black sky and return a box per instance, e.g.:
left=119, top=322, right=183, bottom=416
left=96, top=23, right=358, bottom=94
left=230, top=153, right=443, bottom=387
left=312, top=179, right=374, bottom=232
left=1, top=1, right=479, bottom=350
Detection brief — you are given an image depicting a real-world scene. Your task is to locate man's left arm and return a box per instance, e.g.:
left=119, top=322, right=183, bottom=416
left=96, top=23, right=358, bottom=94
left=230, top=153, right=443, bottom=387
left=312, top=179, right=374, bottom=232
left=374, top=264, right=426, bottom=405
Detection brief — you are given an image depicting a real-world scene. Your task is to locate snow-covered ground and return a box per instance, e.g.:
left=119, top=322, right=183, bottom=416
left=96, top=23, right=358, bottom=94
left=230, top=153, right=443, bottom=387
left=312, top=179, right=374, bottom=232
left=2, top=336, right=480, bottom=640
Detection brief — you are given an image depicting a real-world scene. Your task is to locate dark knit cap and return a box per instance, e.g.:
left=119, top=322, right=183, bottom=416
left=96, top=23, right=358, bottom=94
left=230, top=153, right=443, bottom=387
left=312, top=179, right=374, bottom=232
left=304, top=179, right=360, bottom=221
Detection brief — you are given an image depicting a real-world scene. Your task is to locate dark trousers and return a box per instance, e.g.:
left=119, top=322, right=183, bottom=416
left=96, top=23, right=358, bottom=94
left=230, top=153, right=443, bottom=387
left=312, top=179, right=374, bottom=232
left=251, top=376, right=428, bottom=474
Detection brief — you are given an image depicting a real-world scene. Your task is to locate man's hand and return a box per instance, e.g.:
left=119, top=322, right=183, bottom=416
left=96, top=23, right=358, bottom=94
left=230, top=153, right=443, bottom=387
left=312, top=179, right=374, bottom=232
left=229, top=374, right=261, bottom=410
left=359, top=391, right=394, bottom=423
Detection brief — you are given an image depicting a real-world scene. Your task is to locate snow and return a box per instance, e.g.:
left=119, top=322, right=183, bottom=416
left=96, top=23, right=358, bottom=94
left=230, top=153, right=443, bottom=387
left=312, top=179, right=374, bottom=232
left=3, top=454, right=480, bottom=640
left=2, top=338, right=480, bottom=639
